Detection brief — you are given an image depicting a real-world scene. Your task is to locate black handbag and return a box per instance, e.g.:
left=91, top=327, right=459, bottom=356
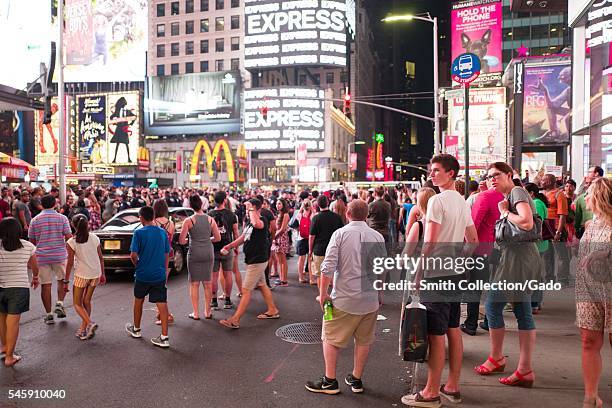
left=495, top=191, right=542, bottom=244
left=400, top=299, right=428, bottom=362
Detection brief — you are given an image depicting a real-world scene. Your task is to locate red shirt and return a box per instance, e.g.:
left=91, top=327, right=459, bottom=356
left=471, top=189, right=504, bottom=253
left=0, top=199, right=9, bottom=218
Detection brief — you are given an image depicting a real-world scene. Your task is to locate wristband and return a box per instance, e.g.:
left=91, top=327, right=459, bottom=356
left=62, top=279, right=70, bottom=284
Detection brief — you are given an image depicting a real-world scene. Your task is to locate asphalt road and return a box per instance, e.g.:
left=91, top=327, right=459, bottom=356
left=0, top=255, right=411, bottom=408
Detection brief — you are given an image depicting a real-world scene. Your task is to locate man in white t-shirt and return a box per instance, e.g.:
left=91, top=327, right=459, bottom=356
left=402, top=154, right=478, bottom=408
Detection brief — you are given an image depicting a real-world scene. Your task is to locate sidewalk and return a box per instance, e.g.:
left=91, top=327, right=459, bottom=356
left=410, top=287, right=612, bottom=407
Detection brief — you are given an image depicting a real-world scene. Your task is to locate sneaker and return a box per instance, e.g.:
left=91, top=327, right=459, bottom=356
left=44, top=315, right=55, bottom=325
left=439, top=384, right=462, bottom=404
left=224, top=298, right=233, bottom=309
left=305, top=376, right=340, bottom=395
left=86, top=322, right=98, bottom=339
left=344, top=374, right=364, bottom=393
left=151, top=335, right=170, bottom=348
left=401, top=392, right=442, bottom=407
left=210, top=298, right=219, bottom=310
left=460, top=323, right=477, bottom=336
left=54, top=303, right=66, bottom=319
left=125, top=323, right=142, bottom=338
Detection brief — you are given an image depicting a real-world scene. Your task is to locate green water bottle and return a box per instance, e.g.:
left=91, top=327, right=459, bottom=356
left=323, top=300, right=333, bottom=321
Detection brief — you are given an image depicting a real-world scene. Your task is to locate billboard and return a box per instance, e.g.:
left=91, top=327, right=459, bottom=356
left=35, top=97, right=61, bottom=166
left=0, top=112, right=18, bottom=156
left=451, top=0, right=502, bottom=85
left=244, top=0, right=348, bottom=69
left=523, top=63, right=571, bottom=144
left=76, top=91, right=140, bottom=166
left=59, top=0, right=147, bottom=82
left=243, top=87, right=325, bottom=152
left=146, top=71, right=241, bottom=136
left=446, top=87, right=507, bottom=169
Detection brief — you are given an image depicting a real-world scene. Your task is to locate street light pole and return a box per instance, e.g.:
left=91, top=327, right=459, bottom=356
left=58, top=0, right=66, bottom=205
left=382, top=14, right=441, bottom=153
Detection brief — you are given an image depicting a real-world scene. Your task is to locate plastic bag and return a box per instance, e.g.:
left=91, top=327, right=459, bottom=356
left=400, top=299, right=428, bottom=362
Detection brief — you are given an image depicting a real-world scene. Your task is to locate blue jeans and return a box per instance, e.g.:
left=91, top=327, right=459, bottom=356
left=485, top=294, right=536, bottom=331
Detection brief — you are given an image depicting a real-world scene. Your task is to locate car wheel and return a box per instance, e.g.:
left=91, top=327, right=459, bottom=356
left=172, top=245, right=186, bottom=274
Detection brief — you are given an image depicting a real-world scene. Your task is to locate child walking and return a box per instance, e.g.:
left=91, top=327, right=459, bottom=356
left=65, top=215, right=106, bottom=340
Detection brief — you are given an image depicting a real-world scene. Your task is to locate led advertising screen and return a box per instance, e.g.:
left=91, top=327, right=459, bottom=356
left=244, top=0, right=348, bottom=69
left=59, top=0, right=147, bottom=82
left=145, top=71, right=241, bottom=136
left=446, top=87, right=507, bottom=169
left=76, top=91, right=140, bottom=166
left=451, top=0, right=502, bottom=85
left=243, top=87, right=325, bottom=152
left=523, top=63, right=571, bottom=144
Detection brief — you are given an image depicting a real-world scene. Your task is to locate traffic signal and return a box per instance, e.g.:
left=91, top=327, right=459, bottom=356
left=343, top=92, right=351, bottom=116
left=43, top=96, right=53, bottom=125
left=259, top=98, right=269, bottom=120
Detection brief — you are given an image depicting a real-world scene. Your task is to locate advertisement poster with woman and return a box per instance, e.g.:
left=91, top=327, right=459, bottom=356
left=106, top=93, right=139, bottom=165
left=522, top=63, right=572, bottom=144
left=451, top=0, right=502, bottom=85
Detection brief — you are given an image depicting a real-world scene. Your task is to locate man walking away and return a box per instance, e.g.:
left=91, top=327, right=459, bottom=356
left=29, top=194, right=72, bottom=324
left=309, top=195, right=344, bottom=289
left=125, top=206, right=171, bottom=348
left=306, top=199, right=386, bottom=395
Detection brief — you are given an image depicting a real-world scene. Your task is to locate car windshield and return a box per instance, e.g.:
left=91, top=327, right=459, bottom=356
left=105, top=213, right=141, bottom=227
left=171, top=209, right=193, bottom=231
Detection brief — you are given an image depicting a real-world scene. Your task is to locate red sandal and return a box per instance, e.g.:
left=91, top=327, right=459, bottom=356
left=499, top=370, right=534, bottom=388
left=474, top=356, right=506, bottom=375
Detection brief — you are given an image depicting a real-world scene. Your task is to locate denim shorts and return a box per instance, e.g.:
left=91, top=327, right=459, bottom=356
left=485, top=292, right=535, bottom=331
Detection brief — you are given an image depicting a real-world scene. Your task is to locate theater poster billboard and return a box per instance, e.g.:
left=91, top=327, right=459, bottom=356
left=35, top=97, right=61, bottom=166
left=77, top=94, right=106, bottom=163
left=446, top=87, right=507, bottom=169
left=106, top=92, right=140, bottom=165
left=451, top=0, right=502, bottom=85
left=522, top=63, right=572, bottom=144
left=64, top=0, right=93, bottom=65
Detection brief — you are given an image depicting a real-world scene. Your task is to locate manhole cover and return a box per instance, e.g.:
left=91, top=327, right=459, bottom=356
left=275, top=322, right=322, bottom=344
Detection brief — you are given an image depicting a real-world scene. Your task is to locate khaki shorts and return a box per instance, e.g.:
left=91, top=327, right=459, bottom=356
left=242, top=262, right=267, bottom=291
left=322, top=307, right=377, bottom=348
left=73, top=276, right=100, bottom=289
left=311, top=255, right=325, bottom=277
left=39, top=263, right=66, bottom=285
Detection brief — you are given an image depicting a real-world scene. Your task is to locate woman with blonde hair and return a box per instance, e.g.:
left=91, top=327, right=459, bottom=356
left=576, top=177, right=611, bottom=408
left=402, top=187, right=436, bottom=256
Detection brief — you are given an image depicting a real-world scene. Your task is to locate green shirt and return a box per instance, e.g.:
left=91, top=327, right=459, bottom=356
left=534, top=198, right=549, bottom=253
left=573, top=194, right=593, bottom=229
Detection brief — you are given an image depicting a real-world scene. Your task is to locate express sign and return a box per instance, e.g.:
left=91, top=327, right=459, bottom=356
left=243, top=87, right=325, bottom=152
left=244, top=0, right=348, bottom=68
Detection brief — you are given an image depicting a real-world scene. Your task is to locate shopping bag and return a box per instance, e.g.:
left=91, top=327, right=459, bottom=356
left=400, top=299, right=428, bottom=362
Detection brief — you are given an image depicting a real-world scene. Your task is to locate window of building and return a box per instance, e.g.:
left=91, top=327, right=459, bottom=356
left=156, top=64, right=165, bottom=76
left=340, top=71, right=348, bottom=83
left=171, top=1, right=179, bottom=15
left=215, top=38, right=224, bottom=52
left=216, top=0, right=224, bottom=10
left=200, top=39, right=209, bottom=53
left=231, top=0, right=239, bottom=7
left=230, top=37, right=239, bottom=51
left=186, top=0, right=194, bottom=13
left=171, top=22, right=179, bottom=36
left=231, top=15, right=240, bottom=29
left=215, top=17, right=224, bottom=31
left=512, top=26, right=530, bottom=40
left=185, top=62, right=194, bottom=73
left=200, top=19, right=209, bottom=32
left=171, top=42, right=179, bottom=56
left=313, top=73, right=320, bottom=84
left=200, top=0, right=209, bottom=11
left=299, top=74, right=307, bottom=86
left=156, top=24, right=165, bottom=37
left=230, top=58, right=239, bottom=71
left=215, top=59, right=224, bottom=71
left=531, top=24, right=549, bottom=40
left=200, top=60, right=209, bottom=72
left=186, top=41, right=194, bottom=55
left=171, top=63, right=179, bottom=75
left=326, top=72, right=334, bottom=84
left=156, top=3, right=165, bottom=17
left=185, top=20, right=194, bottom=34
left=153, top=151, right=177, bottom=173
left=156, top=44, right=165, bottom=58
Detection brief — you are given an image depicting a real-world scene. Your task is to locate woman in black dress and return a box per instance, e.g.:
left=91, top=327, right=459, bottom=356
left=108, top=97, right=135, bottom=163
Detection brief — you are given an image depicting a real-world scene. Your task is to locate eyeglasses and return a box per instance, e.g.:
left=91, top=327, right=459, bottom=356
left=485, top=172, right=504, bottom=181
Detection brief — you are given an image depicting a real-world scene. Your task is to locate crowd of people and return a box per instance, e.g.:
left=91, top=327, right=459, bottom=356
left=0, top=158, right=609, bottom=408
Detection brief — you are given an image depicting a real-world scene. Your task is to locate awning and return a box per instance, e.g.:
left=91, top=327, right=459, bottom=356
left=0, top=152, right=39, bottom=179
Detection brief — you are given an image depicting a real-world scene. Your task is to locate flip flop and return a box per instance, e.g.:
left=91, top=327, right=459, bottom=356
left=257, top=312, right=280, bottom=320
left=4, top=355, right=21, bottom=367
left=188, top=313, right=201, bottom=321
left=220, top=319, right=240, bottom=329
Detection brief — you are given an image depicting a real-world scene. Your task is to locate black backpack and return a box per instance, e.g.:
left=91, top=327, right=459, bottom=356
left=211, top=209, right=232, bottom=248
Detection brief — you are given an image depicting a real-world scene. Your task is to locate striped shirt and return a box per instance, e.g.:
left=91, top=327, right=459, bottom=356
left=28, top=210, right=71, bottom=265
left=0, top=240, right=35, bottom=288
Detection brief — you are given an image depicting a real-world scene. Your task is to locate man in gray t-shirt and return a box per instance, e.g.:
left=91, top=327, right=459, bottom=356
left=13, top=191, right=32, bottom=235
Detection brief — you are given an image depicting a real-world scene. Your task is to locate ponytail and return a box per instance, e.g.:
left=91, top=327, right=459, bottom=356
left=73, top=214, right=90, bottom=244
